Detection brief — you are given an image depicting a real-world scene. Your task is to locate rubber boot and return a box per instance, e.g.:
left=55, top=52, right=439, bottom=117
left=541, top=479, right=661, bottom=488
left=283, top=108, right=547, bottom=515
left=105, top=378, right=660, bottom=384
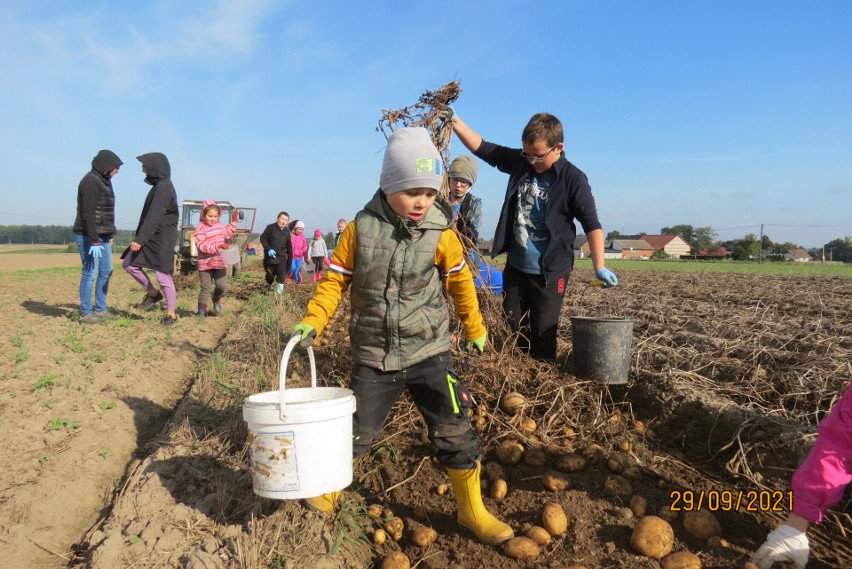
left=303, top=491, right=341, bottom=513
left=196, top=303, right=207, bottom=321
left=447, top=462, right=514, bottom=545
left=275, top=283, right=284, bottom=295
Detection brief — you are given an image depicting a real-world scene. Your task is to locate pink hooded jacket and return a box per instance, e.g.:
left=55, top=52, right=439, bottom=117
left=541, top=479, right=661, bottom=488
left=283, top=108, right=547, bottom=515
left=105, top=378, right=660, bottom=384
left=791, top=379, right=852, bottom=523
left=194, top=199, right=237, bottom=271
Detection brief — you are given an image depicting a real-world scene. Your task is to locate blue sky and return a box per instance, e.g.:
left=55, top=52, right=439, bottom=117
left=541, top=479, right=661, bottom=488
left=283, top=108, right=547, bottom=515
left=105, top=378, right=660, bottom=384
left=1, top=0, right=850, bottom=249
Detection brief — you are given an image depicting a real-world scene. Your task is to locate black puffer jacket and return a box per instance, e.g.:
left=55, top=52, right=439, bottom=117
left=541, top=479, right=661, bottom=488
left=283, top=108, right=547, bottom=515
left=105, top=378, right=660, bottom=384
left=259, top=223, right=293, bottom=268
left=125, top=153, right=179, bottom=274
left=73, top=150, right=123, bottom=241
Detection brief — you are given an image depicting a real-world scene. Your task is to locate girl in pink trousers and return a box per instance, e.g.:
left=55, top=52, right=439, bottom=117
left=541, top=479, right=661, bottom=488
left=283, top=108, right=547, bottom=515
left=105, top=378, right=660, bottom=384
left=193, top=199, right=237, bottom=320
left=288, top=220, right=308, bottom=283
left=752, top=379, right=852, bottom=568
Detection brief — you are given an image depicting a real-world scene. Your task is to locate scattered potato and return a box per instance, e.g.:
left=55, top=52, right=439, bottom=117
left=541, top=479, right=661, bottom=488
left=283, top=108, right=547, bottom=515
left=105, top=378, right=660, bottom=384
left=502, top=537, right=540, bottom=560
left=607, top=455, right=626, bottom=474
left=391, top=529, right=403, bottom=542
left=483, top=462, right=504, bottom=482
left=546, top=443, right=563, bottom=456
left=541, top=502, right=569, bottom=536
left=380, top=550, right=410, bottom=569
left=660, top=550, right=702, bottom=569
left=384, top=517, right=404, bottom=535
left=617, top=439, right=631, bottom=452
left=554, top=453, right=587, bottom=473
left=521, top=417, right=537, bottom=433
left=523, top=447, right=548, bottom=467
left=657, top=505, right=679, bottom=523
left=367, top=504, right=383, bottom=517
left=410, top=527, right=438, bottom=548
left=630, top=516, right=674, bottom=559
left=525, top=525, right=552, bottom=546
left=436, top=483, right=449, bottom=496
left=473, top=416, right=486, bottom=431
left=683, top=510, right=722, bottom=541
left=495, top=440, right=524, bottom=465
left=562, top=427, right=576, bottom=437
left=373, top=528, right=387, bottom=545
left=581, top=444, right=606, bottom=464
left=490, top=479, right=508, bottom=500
left=604, top=475, right=633, bottom=497
left=743, top=563, right=759, bottom=569
left=623, top=465, right=642, bottom=480
left=634, top=420, right=646, bottom=434
left=706, top=535, right=729, bottom=548
left=629, top=495, right=648, bottom=517
left=383, top=507, right=395, bottom=518
left=500, top=392, right=526, bottom=415
left=541, top=470, right=571, bottom=492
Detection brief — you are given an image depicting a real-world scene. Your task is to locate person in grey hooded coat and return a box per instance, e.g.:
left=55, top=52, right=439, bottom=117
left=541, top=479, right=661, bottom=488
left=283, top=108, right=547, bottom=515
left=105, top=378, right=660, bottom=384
left=121, top=152, right=179, bottom=325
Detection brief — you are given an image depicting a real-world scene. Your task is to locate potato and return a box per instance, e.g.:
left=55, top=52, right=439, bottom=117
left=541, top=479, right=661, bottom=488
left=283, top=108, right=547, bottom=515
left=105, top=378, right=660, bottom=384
left=617, top=438, right=631, bottom=452
left=435, top=483, right=449, bottom=496
left=623, top=465, right=642, bottom=480
left=657, top=505, right=679, bottom=522
left=473, top=416, right=487, bottom=431
left=502, top=536, right=540, bottom=560
left=683, top=510, right=722, bottom=541
left=660, top=550, right=702, bottom=569
left=523, top=447, right=548, bottom=467
left=367, top=504, right=383, bottom=517
left=545, top=443, right=563, bottom=457
left=634, top=420, right=646, bottom=434
left=483, top=461, right=505, bottom=481
left=410, top=526, right=437, bottom=548
left=382, top=507, right=395, bottom=518
left=607, top=455, right=626, bottom=474
left=490, top=479, right=508, bottom=500
left=500, top=392, right=526, bottom=414
left=380, top=551, right=410, bottom=569
left=384, top=517, right=404, bottom=535
left=581, top=443, right=606, bottom=464
left=525, top=525, right=552, bottom=546
left=554, top=453, right=587, bottom=473
left=541, top=502, right=569, bottom=535
left=743, top=563, right=759, bottom=569
left=495, top=440, right=524, bottom=465
left=629, top=495, right=648, bottom=517
left=521, top=417, right=537, bottom=433
left=541, top=470, right=571, bottom=492
left=706, top=535, right=729, bottom=548
left=604, top=475, right=633, bottom=497
left=630, top=516, right=674, bottom=559
left=391, top=529, right=403, bottom=542
left=373, top=528, right=387, bottom=545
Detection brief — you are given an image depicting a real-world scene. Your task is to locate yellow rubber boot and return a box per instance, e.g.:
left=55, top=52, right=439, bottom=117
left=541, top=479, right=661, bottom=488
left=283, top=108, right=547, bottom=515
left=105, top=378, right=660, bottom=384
left=303, top=491, right=341, bottom=513
left=447, top=462, right=514, bottom=545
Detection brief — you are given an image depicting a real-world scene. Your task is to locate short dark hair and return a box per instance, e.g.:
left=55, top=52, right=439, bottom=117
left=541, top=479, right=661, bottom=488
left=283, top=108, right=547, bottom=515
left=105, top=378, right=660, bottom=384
left=522, top=113, right=563, bottom=147
left=277, top=211, right=289, bottom=219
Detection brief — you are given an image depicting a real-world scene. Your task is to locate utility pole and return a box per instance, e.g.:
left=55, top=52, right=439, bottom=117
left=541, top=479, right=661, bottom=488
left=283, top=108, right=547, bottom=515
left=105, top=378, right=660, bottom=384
left=758, top=224, right=764, bottom=264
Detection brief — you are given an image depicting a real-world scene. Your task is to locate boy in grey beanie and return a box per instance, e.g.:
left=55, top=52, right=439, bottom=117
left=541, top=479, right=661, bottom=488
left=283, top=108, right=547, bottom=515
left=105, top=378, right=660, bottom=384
left=288, top=127, right=513, bottom=546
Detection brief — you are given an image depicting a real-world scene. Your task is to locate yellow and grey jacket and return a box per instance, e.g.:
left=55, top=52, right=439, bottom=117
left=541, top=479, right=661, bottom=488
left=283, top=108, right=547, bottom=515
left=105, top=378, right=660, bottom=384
left=302, top=190, right=486, bottom=371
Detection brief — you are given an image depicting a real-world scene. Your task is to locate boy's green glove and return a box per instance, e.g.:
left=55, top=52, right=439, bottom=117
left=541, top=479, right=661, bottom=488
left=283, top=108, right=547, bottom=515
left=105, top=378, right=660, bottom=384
left=464, top=332, right=487, bottom=354
left=290, top=322, right=316, bottom=348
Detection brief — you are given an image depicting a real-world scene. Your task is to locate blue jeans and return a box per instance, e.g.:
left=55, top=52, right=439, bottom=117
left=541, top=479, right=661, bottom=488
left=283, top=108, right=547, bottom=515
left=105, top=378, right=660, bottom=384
left=75, top=234, right=113, bottom=316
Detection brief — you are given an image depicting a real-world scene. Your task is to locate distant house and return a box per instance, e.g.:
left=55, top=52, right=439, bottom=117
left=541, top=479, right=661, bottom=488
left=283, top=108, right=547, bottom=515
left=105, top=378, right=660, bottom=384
left=692, top=246, right=729, bottom=260
left=573, top=235, right=623, bottom=259
left=784, top=248, right=812, bottom=262
left=639, top=235, right=692, bottom=259
left=611, top=239, right=654, bottom=259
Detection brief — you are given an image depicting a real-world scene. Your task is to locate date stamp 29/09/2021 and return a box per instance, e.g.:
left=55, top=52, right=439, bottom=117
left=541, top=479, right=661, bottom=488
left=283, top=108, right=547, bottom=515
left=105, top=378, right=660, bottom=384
left=669, top=490, right=793, bottom=512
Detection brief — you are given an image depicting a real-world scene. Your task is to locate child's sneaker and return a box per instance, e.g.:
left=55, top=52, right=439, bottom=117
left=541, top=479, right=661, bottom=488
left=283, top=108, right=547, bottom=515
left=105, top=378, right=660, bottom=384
left=137, top=290, right=164, bottom=310
left=213, top=301, right=222, bottom=314
left=80, top=313, right=102, bottom=324
left=161, top=315, right=177, bottom=326
left=95, top=310, right=115, bottom=321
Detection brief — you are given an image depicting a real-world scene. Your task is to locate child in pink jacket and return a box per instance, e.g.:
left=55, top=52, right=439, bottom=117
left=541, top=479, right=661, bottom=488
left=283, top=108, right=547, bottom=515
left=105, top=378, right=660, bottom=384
left=752, top=379, right=852, bottom=568
left=193, top=199, right=237, bottom=319
left=288, top=220, right=308, bottom=283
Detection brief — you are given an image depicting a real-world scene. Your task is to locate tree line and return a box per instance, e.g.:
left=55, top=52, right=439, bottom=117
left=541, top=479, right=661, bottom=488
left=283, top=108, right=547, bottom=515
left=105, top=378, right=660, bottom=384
left=0, top=225, right=138, bottom=246
left=606, top=224, right=852, bottom=262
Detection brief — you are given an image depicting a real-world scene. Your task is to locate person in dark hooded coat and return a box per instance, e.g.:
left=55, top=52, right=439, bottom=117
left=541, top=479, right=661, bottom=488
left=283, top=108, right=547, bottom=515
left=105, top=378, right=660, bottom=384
left=73, top=149, right=123, bottom=324
left=121, top=152, right=180, bottom=325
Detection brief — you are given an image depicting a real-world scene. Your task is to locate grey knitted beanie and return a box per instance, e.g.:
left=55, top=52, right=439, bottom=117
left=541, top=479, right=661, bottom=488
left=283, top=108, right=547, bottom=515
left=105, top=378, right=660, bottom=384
left=380, top=127, right=443, bottom=194
left=448, top=154, right=478, bottom=185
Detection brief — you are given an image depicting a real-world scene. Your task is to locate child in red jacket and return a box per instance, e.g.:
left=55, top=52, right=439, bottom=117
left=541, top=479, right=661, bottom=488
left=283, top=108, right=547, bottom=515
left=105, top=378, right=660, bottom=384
left=193, top=199, right=237, bottom=320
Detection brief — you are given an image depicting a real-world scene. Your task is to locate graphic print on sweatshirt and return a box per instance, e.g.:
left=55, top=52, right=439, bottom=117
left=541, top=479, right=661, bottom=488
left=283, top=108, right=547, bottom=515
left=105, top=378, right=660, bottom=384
left=508, top=170, right=556, bottom=273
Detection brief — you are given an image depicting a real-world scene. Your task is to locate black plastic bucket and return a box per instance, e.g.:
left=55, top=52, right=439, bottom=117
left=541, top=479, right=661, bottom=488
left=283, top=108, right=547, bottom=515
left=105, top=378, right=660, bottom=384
left=570, top=316, right=634, bottom=384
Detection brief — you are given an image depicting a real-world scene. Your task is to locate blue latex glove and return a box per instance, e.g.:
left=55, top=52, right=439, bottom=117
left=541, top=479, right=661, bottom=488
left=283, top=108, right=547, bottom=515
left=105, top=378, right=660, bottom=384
left=89, top=242, right=103, bottom=259
left=448, top=105, right=458, bottom=122
left=267, top=249, right=277, bottom=258
left=594, top=268, right=618, bottom=287
left=464, top=332, right=487, bottom=353
left=291, top=322, right=316, bottom=348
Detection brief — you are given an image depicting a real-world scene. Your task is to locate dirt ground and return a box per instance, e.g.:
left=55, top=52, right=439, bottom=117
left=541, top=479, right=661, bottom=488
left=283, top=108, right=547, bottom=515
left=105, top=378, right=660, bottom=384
left=1, top=257, right=850, bottom=569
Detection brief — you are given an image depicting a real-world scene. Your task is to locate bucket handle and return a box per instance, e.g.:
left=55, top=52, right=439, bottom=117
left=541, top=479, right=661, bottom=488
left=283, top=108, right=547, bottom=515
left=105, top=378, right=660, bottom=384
left=278, top=335, right=317, bottom=421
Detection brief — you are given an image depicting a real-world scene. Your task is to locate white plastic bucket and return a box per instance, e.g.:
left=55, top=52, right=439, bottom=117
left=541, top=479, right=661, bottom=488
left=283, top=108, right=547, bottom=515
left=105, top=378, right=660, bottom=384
left=243, top=336, right=355, bottom=499
left=220, top=244, right=241, bottom=266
